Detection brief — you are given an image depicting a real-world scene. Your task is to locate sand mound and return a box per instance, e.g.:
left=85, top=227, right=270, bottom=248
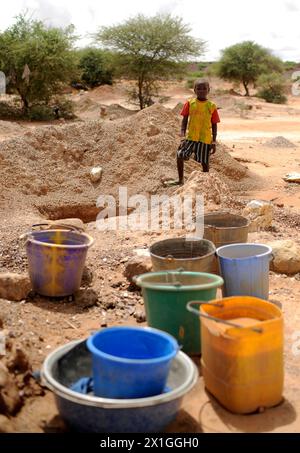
left=0, top=104, right=249, bottom=220
left=0, top=120, right=24, bottom=136
left=175, top=170, right=233, bottom=206
left=264, top=136, right=296, bottom=148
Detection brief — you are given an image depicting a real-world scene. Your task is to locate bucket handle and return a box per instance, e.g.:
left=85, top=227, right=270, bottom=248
left=186, top=301, right=263, bottom=334
left=31, top=223, right=85, bottom=232
left=19, top=223, right=84, bottom=242
left=132, top=268, right=185, bottom=287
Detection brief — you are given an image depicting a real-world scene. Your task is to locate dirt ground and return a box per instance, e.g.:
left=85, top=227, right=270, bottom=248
left=0, top=79, right=300, bottom=433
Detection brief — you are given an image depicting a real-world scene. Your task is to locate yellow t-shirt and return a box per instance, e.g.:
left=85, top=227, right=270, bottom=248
left=181, top=98, right=219, bottom=144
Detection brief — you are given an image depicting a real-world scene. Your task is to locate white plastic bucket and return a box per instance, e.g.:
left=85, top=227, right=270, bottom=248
left=216, top=243, right=272, bottom=300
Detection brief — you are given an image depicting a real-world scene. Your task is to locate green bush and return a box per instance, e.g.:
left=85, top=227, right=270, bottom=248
left=52, top=97, right=76, bottom=119
left=187, top=70, right=204, bottom=79
left=198, top=62, right=208, bottom=71
left=0, top=99, right=23, bottom=119
left=185, top=72, right=205, bottom=89
left=27, top=104, right=54, bottom=121
left=78, top=48, right=114, bottom=87
left=26, top=97, right=75, bottom=121
left=257, top=73, right=287, bottom=104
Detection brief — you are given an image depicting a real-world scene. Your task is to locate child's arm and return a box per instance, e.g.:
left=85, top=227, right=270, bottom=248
left=180, top=116, right=188, bottom=138
left=211, top=123, right=217, bottom=154
left=211, top=107, right=220, bottom=154
left=180, top=101, right=189, bottom=140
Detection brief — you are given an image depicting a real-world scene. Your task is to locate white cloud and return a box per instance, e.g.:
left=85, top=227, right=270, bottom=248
left=0, top=0, right=299, bottom=62
left=284, top=1, right=299, bottom=12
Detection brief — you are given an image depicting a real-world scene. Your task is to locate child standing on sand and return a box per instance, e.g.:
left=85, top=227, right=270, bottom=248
left=176, top=78, right=220, bottom=184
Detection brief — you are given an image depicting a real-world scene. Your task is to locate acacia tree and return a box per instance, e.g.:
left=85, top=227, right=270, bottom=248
left=96, top=14, right=204, bottom=109
left=0, top=14, right=78, bottom=113
left=217, top=41, right=284, bottom=96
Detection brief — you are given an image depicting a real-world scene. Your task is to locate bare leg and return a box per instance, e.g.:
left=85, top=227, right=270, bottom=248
left=177, top=156, right=184, bottom=184
left=202, top=162, right=209, bottom=173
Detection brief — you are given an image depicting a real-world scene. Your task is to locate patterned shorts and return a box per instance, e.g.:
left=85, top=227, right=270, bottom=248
left=177, top=140, right=212, bottom=165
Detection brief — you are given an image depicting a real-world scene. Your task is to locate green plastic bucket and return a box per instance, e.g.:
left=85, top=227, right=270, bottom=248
left=135, top=271, right=224, bottom=355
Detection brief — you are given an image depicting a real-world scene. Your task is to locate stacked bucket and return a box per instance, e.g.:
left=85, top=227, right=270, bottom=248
left=136, top=212, right=284, bottom=415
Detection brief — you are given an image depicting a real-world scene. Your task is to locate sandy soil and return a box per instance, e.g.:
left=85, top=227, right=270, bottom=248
left=0, top=80, right=300, bottom=433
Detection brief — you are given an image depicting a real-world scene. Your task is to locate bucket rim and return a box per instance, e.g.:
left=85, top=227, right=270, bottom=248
left=135, top=271, right=224, bottom=291
left=149, top=237, right=216, bottom=262
left=26, top=229, right=94, bottom=249
left=204, top=211, right=250, bottom=229
left=200, top=295, right=283, bottom=320
left=86, top=326, right=179, bottom=364
left=216, top=243, right=272, bottom=260
left=41, top=340, right=198, bottom=409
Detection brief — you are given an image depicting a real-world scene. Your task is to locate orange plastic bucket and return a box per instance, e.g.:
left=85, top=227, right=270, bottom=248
left=187, top=296, right=284, bottom=414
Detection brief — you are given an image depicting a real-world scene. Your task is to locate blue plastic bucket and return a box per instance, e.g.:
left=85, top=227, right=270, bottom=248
left=86, top=327, right=179, bottom=399
left=216, top=243, right=272, bottom=300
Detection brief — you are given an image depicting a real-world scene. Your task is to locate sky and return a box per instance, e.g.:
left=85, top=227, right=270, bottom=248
left=0, top=0, right=300, bottom=62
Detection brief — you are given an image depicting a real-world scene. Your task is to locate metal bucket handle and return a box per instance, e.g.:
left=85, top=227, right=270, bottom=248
left=132, top=267, right=185, bottom=286
left=186, top=301, right=263, bottom=334
left=165, top=267, right=185, bottom=287
left=19, top=223, right=85, bottom=244
left=31, top=222, right=84, bottom=232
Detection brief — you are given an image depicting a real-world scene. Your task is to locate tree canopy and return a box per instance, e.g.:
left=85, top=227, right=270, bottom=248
left=217, top=41, right=284, bottom=96
left=0, top=14, right=78, bottom=112
left=77, top=48, right=114, bottom=87
left=96, top=14, right=205, bottom=109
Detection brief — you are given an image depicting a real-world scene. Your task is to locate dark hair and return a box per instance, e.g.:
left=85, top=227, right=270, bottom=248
left=194, top=78, right=210, bottom=89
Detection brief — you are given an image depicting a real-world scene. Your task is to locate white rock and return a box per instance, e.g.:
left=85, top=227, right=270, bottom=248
left=90, top=167, right=103, bottom=183
left=0, top=273, right=31, bottom=302
left=268, top=240, right=300, bottom=275
left=242, top=200, right=273, bottom=232
left=283, top=173, right=300, bottom=183
left=124, top=256, right=152, bottom=284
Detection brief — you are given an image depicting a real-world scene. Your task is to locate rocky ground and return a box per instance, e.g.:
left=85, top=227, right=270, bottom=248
left=1, top=84, right=300, bottom=433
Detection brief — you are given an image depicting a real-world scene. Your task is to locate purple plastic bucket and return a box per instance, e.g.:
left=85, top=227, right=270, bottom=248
left=26, top=229, right=94, bottom=297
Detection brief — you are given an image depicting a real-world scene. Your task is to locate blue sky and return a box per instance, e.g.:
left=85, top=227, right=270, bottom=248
left=1, top=0, right=300, bottom=61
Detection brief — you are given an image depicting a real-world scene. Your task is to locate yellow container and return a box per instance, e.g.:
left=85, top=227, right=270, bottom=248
left=199, top=297, right=283, bottom=414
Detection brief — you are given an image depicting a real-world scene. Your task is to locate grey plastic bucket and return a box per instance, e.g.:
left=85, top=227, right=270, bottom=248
left=149, top=238, right=216, bottom=273
left=216, top=243, right=272, bottom=300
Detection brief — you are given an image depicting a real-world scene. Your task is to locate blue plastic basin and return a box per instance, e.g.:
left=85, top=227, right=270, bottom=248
left=86, top=326, right=179, bottom=398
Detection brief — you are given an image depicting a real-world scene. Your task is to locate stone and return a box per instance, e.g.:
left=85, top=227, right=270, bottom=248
left=0, top=362, right=22, bottom=415
left=124, top=255, right=152, bottom=284
left=74, top=289, right=98, bottom=308
left=90, top=167, right=103, bottom=183
left=147, top=124, right=160, bottom=137
left=134, top=310, right=146, bottom=323
left=242, top=200, right=274, bottom=232
left=6, top=345, right=30, bottom=373
left=81, top=267, right=93, bottom=287
left=0, top=273, right=31, bottom=302
left=49, top=218, right=85, bottom=232
left=0, top=414, right=14, bottom=433
left=283, top=173, right=300, bottom=183
left=268, top=240, right=300, bottom=275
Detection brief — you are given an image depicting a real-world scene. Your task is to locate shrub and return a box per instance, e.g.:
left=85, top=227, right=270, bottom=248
left=51, top=97, right=76, bottom=119
left=257, top=73, right=287, bottom=104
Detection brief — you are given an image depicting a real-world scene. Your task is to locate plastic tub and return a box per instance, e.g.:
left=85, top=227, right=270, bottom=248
left=25, top=229, right=94, bottom=297
left=41, top=340, right=198, bottom=433
left=216, top=243, right=272, bottom=300
left=86, top=327, right=178, bottom=398
left=135, top=271, right=223, bottom=355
